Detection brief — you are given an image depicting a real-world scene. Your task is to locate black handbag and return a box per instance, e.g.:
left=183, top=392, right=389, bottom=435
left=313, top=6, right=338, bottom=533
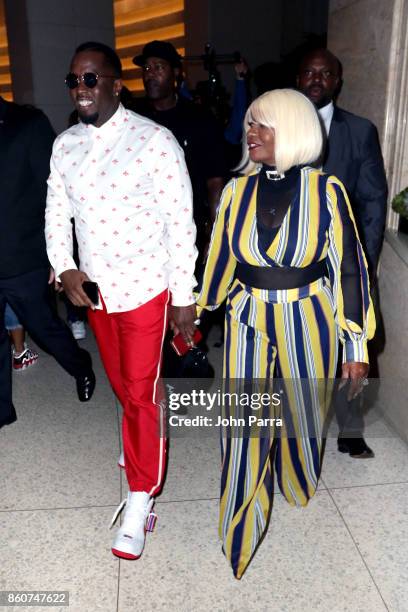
left=177, top=346, right=214, bottom=378
left=162, top=332, right=214, bottom=380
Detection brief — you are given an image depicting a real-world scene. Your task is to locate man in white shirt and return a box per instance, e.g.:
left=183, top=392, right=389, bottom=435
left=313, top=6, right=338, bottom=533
left=45, top=42, right=197, bottom=560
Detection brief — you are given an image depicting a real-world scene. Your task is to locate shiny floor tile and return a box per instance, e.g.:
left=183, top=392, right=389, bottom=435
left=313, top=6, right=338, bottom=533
left=0, top=506, right=118, bottom=612
left=331, top=483, right=408, bottom=612
left=1, top=321, right=406, bottom=610
left=1, top=357, right=121, bottom=511
left=117, top=492, right=385, bottom=612
left=321, top=432, right=408, bottom=489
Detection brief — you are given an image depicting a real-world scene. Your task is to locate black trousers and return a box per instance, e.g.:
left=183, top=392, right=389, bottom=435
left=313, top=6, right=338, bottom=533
left=333, top=379, right=365, bottom=436
left=0, top=267, right=92, bottom=427
left=334, top=282, right=383, bottom=438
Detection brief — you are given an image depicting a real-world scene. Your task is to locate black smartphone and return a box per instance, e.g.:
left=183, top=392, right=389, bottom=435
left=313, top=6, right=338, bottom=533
left=82, top=281, right=99, bottom=306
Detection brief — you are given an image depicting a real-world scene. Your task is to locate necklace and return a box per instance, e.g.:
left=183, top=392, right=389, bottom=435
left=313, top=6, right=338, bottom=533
left=265, top=168, right=285, bottom=181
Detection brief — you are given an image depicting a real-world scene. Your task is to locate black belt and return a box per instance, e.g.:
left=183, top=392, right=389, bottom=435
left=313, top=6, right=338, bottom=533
left=235, top=259, right=328, bottom=290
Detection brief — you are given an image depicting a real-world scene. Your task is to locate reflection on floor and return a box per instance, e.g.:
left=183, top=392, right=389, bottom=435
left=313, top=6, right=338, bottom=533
left=1, top=326, right=407, bottom=612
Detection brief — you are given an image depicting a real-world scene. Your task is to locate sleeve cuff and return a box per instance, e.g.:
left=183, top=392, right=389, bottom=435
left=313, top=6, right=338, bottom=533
left=170, top=290, right=195, bottom=307
left=55, top=257, right=78, bottom=282
left=195, top=305, right=204, bottom=319
left=343, top=339, right=369, bottom=364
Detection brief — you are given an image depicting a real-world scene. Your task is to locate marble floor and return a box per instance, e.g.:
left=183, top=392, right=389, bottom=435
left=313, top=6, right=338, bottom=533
left=1, top=326, right=408, bottom=612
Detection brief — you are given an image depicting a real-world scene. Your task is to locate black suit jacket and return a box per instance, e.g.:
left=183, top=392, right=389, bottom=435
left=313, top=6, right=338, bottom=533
left=323, top=106, right=387, bottom=276
left=0, top=97, right=55, bottom=278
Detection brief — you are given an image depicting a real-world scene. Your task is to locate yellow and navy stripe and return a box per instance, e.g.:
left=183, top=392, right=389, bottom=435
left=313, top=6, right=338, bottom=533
left=196, top=167, right=375, bottom=578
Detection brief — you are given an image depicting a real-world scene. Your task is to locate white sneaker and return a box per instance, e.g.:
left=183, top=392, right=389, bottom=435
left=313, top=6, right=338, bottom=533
left=110, top=492, right=156, bottom=559
left=69, top=320, right=86, bottom=340
left=118, top=450, right=125, bottom=469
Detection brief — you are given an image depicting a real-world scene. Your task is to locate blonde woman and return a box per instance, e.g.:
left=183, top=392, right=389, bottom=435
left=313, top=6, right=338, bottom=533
left=196, top=89, right=375, bottom=578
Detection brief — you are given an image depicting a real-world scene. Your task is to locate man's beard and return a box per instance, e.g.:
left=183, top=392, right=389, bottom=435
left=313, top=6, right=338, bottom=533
left=79, top=111, right=99, bottom=125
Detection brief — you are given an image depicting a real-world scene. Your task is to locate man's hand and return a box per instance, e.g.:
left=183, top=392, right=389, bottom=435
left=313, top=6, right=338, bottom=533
left=339, top=361, right=369, bottom=401
left=169, top=304, right=197, bottom=344
left=60, top=269, right=95, bottom=309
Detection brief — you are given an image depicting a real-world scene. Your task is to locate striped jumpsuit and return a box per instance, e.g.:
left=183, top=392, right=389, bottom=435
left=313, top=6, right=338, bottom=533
left=196, top=167, right=375, bottom=578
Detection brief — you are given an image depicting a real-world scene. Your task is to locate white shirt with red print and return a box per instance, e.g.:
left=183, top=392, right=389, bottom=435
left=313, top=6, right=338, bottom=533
left=45, top=104, right=197, bottom=313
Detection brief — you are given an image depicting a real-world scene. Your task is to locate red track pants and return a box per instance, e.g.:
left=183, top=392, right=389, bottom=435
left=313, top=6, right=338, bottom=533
left=88, top=290, right=169, bottom=496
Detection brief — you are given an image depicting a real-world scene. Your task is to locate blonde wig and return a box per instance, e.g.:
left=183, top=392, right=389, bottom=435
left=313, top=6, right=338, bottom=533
left=237, top=88, right=323, bottom=175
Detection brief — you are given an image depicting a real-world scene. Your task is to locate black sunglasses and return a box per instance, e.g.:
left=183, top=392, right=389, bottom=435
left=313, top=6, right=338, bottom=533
left=65, top=72, right=117, bottom=89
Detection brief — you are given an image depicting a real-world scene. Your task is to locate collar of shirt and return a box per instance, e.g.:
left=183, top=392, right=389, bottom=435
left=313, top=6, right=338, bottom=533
left=78, top=103, right=126, bottom=139
left=318, top=101, right=334, bottom=137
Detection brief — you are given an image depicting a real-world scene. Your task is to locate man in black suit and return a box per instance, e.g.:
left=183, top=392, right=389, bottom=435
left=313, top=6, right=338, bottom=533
left=0, top=97, right=95, bottom=429
left=297, top=48, right=388, bottom=458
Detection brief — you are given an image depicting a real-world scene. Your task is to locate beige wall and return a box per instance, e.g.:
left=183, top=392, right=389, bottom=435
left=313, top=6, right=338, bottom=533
left=328, top=0, right=408, bottom=440
left=377, top=239, right=408, bottom=443
left=5, top=0, right=115, bottom=133
left=328, top=0, right=394, bottom=141
left=328, top=0, right=408, bottom=205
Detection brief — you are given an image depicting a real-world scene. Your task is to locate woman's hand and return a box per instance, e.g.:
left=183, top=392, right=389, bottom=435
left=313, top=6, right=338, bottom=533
left=340, top=361, right=369, bottom=401
left=169, top=304, right=197, bottom=344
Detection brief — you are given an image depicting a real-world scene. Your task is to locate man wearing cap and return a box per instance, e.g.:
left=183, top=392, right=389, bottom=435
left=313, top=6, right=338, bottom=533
left=45, top=41, right=198, bottom=560
left=132, top=41, right=227, bottom=264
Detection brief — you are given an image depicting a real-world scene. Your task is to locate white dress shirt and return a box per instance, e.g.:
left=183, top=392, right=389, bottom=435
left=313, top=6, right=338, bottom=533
left=318, top=101, right=334, bottom=137
left=45, top=104, right=197, bottom=313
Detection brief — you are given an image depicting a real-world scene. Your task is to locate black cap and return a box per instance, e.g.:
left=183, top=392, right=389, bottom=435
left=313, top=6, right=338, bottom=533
left=133, top=40, right=182, bottom=68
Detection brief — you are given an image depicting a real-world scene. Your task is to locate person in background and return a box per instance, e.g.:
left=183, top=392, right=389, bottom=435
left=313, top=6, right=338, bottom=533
left=297, top=48, right=388, bottom=458
left=63, top=224, right=87, bottom=340
left=133, top=40, right=228, bottom=356
left=132, top=40, right=226, bottom=260
left=65, top=298, right=86, bottom=340
left=59, top=110, right=87, bottom=341
left=224, top=58, right=251, bottom=168
left=0, top=95, right=95, bottom=430
left=4, top=304, right=38, bottom=370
